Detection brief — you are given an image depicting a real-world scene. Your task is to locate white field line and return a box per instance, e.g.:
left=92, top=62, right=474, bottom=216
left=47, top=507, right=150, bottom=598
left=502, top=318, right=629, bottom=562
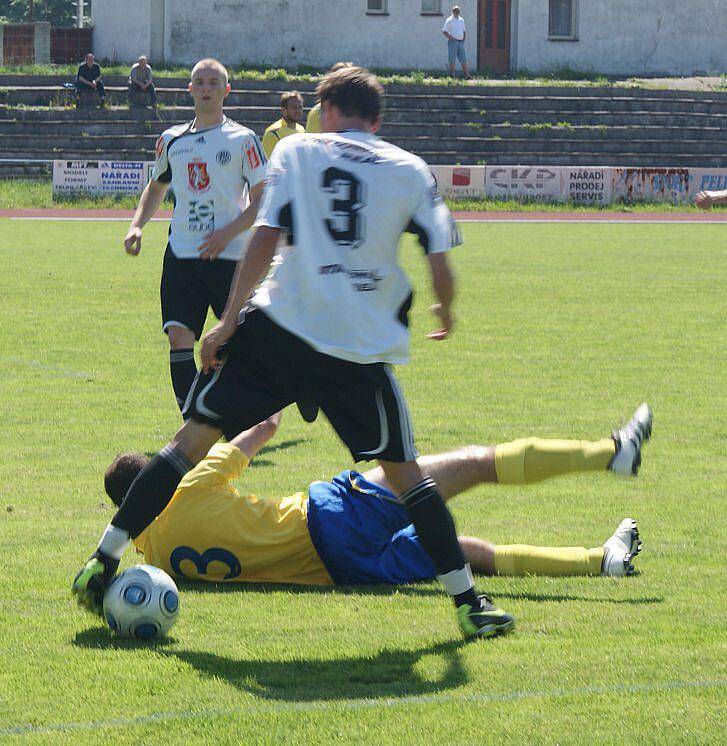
left=2, top=678, right=724, bottom=737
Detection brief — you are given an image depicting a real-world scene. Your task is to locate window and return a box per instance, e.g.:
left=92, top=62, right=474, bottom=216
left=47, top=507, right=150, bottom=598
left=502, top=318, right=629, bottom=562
left=548, top=0, right=577, bottom=40
left=421, top=0, right=442, bottom=14
left=367, top=0, right=387, bottom=14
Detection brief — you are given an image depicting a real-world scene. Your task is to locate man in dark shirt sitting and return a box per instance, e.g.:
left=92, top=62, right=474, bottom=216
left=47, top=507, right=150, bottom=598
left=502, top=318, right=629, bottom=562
left=76, top=53, right=106, bottom=107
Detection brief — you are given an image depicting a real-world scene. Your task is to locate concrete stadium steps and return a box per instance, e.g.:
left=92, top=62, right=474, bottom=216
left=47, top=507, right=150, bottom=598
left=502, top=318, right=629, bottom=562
left=2, top=121, right=724, bottom=144
left=0, top=76, right=725, bottom=170
left=4, top=85, right=727, bottom=116
left=1, top=104, right=726, bottom=130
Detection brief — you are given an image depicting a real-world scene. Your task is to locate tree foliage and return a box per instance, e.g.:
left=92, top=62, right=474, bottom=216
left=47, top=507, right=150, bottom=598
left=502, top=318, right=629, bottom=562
left=0, top=1, right=89, bottom=26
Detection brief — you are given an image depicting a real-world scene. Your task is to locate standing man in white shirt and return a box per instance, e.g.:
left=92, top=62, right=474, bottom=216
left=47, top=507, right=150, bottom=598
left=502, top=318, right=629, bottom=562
left=442, top=5, right=470, bottom=79
left=121, top=58, right=267, bottom=412
left=73, top=66, right=515, bottom=641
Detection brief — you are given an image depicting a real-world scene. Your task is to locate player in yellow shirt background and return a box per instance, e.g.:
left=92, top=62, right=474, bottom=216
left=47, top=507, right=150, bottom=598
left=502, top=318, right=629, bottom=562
left=103, top=404, right=651, bottom=586
left=262, top=91, right=305, bottom=158
left=306, top=62, right=354, bottom=133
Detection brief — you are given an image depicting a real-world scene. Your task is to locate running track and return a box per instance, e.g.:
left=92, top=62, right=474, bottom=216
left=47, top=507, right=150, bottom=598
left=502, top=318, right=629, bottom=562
left=1, top=208, right=726, bottom=223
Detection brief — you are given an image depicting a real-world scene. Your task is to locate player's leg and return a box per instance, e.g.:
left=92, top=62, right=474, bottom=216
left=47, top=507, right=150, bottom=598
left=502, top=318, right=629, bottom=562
left=454, top=520, right=641, bottom=577
left=73, top=314, right=293, bottom=613
left=161, top=248, right=208, bottom=411
left=463, top=518, right=642, bottom=578
left=73, top=417, right=220, bottom=613
left=362, top=446, right=495, bottom=500
left=361, top=403, right=653, bottom=497
left=319, top=360, right=513, bottom=638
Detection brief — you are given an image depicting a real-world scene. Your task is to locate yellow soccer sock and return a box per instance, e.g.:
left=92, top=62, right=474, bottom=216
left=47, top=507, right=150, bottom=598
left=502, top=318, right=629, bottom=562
left=494, top=545, right=604, bottom=577
left=495, top=437, right=616, bottom=484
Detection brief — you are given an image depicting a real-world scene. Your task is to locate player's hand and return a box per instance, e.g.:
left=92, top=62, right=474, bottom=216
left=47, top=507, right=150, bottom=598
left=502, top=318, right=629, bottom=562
left=695, top=191, right=714, bottom=210
left=426, top=303, right=453, bottom=341
left=200, top=318, right=236, bottom=373
left=197, top=225, right=234, bottom=260
left=124, top=226, right=143, bottom=255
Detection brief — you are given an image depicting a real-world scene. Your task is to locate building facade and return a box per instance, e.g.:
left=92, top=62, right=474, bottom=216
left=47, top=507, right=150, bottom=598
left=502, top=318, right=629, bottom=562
left=91, top=0, right=726, bottom=76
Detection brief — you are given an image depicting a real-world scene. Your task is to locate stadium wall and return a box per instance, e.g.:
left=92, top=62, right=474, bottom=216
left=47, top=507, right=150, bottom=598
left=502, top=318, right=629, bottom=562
left=91, top=0, right=478, bottom=70
left=513, top=0, right=727, bottom=76
left=93, top=0, right=155, bottom=63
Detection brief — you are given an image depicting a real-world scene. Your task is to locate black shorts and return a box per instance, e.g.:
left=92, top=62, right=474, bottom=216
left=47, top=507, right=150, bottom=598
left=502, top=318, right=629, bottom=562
left=184, top=309, right=418, bottom=463
left=160, top=245, right=237, bottom=340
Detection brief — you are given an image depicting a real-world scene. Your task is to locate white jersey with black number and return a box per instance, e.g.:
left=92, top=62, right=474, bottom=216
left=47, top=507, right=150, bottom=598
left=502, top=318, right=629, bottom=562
left=253, top=130, right=460, bottom=365
left=151, top=117, right=267, bottom=260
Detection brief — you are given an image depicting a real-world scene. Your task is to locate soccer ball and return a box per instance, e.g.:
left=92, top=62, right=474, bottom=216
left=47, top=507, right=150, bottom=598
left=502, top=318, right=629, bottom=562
left=103, top=564, right=180, bottom=639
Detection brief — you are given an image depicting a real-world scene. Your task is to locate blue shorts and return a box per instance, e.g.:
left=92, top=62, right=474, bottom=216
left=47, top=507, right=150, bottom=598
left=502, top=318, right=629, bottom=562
left=448, top=38, right=467, bottom=65
left=306, top=471, right=437, bottom=585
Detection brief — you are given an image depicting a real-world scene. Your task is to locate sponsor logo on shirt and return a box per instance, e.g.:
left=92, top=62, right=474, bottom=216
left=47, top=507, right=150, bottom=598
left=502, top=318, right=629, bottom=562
left=318, top=264, right=383, bottom=292
left=245, top=142, right=261, bottom=170
left=187, top=159, right=211, bottom=193
left=195, top=135, right=207, bottom=144
left=169, top=148, right=193, bottom=159
left=188, top=200, right=215, bottom=233
left=216, top=149, right=232, bottom=165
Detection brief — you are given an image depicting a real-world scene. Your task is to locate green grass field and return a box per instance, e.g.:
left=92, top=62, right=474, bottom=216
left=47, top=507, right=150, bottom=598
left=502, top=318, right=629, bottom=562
left=0, top=219, right=724, bottom=743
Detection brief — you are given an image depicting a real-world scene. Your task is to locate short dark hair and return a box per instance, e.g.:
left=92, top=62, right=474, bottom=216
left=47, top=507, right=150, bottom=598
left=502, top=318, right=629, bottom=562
left=316, top=66, right=383, bottom=123
left=329, top=61, right=355, bottom=73
left=104, top=453, right=149, bottom=508
left=281, top=90, right=303, bottom=107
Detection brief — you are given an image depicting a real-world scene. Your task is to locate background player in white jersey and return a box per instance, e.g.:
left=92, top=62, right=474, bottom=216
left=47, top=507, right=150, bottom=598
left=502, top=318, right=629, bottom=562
left=122, top=58, right=267, bottom=411
left=695, top=188, right=727, bottom=209
left=76, top=66, right=644, bottom=639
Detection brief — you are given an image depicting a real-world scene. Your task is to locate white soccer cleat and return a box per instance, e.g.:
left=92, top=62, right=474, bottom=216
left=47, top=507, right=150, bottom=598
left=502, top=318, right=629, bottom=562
left=601, top=518, right=642, bottom=576
left=609, top=403, right=653, bottom=476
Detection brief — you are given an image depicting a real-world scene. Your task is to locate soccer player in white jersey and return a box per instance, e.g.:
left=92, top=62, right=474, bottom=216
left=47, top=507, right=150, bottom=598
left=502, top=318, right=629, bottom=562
left=71, top=67, right=652, bottom=638
left=122, top=58, right=267, bottom=411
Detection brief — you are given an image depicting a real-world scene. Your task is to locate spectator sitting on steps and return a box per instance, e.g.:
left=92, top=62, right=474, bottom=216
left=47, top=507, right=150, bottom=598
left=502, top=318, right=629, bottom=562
left=76, top=53, right=106, bottom=108
left=128, top=55, right=157, bottom=108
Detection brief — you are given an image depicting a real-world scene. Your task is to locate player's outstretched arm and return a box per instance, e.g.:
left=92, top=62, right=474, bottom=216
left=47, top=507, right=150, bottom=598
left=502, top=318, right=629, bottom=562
left=229, top=412, right=283, bottom=461
left=695, top=189, right=727, bottom=209
left=197, top=182, right=265, bottom=260
left=124, top=179, right=169, bottom=255
left=200, top=225, right=280, bottom=372
left=426, top=252, right=455, bottom=341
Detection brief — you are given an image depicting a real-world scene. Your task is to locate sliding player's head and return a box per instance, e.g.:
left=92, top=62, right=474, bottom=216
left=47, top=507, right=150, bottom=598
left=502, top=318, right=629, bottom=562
left=316, top=66, right=383, bottom=134
left=188, top=58, right=231, bottom=116
left=104, top=453, right=150, bottom=508
left=280, top=91, right=304, bottom=126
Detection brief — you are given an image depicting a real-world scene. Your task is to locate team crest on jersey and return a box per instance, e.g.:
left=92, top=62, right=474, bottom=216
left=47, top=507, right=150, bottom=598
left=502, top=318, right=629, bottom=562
left=187, top=159, right=211, bottom=193
left=245, top=142, right=261, bottom=170
left=216, top=149, right=232, bottom=165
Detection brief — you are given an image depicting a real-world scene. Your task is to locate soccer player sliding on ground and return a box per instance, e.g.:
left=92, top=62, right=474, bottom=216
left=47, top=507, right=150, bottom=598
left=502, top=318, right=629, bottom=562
left=103, top=408, right=651, bottom=587
left=74, top=66, right=652, bottom=639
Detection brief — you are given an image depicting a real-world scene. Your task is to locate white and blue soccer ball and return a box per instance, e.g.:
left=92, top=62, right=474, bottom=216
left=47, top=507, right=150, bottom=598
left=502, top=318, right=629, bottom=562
left=103, top=564, right=180, bottom=639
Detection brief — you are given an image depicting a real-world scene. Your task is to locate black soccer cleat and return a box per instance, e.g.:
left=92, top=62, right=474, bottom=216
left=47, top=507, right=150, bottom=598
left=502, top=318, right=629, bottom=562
left=456, top=595, right=515, bottom=639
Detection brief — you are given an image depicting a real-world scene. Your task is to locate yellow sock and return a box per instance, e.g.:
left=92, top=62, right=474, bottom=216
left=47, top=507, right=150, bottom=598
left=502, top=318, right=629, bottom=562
left=494, top=545, right=604, bottom=576
left=495, top=437, right=615, bottom=484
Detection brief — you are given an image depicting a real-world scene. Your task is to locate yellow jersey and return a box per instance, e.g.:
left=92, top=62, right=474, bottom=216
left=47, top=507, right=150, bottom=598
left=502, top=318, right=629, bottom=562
left=133, top=443, right=333, bottom=586
left=305, top=103, right=321, bottom=133
left=261, top=117, right=305, bottom=158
